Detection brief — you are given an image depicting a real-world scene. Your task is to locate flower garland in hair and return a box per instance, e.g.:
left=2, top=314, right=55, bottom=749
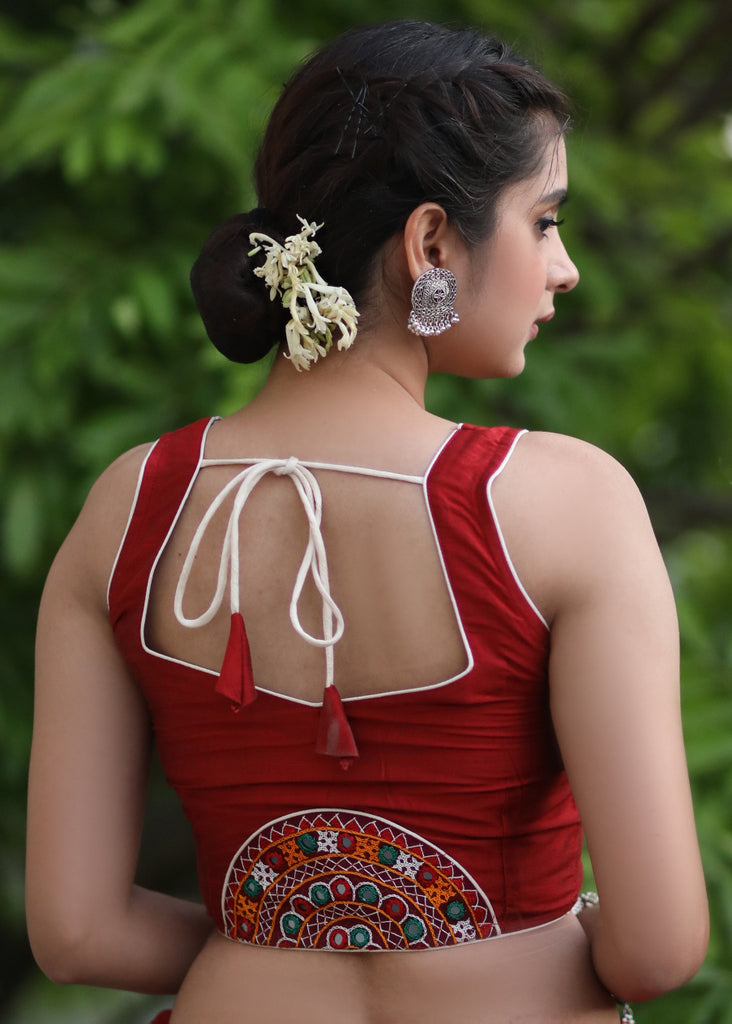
left=248, top=217, right=359, bottom=371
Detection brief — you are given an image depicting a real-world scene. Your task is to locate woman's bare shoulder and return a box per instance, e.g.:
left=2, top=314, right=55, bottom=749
left=501, top=429, right=652, bottom=533
left=48, top=441, right=156, bottom=604
left=80, top=441, right=156, bottom=524
left=513, top=429, right=639, bottom=488
left=491, top=430, right=659, bottom=622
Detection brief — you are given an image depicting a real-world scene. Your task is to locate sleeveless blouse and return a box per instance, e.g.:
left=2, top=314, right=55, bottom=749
left=108, top=417, right=582, bottom=951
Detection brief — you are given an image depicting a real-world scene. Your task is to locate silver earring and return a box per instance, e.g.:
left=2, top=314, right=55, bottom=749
left=407, top=267, right=459, bottom=336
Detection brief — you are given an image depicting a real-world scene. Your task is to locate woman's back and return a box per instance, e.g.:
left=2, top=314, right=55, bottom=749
left=111, top=398, right=618, bottom=1024
left=146, top=402, right=468, bottom=703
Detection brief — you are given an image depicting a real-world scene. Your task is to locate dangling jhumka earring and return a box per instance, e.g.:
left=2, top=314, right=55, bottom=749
left=407, top=267, right=459, bottom=336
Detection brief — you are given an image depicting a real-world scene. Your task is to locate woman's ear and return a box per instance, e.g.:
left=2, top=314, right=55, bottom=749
left=403, top=203, right=452, bottom=283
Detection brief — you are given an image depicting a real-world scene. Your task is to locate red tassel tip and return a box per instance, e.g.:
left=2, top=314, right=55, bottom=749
left=316, top=685, right=359, bottom=762
left=215, top=612, right=257, bottom=712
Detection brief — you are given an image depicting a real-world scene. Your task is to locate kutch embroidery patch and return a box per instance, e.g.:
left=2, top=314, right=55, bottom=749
left=221, top=809, right=499, bottom=949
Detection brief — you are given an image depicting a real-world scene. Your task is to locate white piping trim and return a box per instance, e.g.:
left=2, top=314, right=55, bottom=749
left=139, top=421, right=474, bottom=698
left=106, top=441, right=158, bottom=612
left=201, top=457, right=423, bottom=485
left=486, top=431, right=549, bottom=631
left=336, top=423, right=474, bottom=704
left=140, top=417, right=219, bottom=671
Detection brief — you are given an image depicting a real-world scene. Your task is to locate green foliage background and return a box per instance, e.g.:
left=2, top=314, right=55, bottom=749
left=1, top=0, right=730, bottom=1021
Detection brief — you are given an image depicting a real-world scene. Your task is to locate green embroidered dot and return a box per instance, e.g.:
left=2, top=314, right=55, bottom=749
left=403, top=917, right=425, bottom=942
left=282, top=913, right=303, bottom=936
left=350, top=926, right=371, bottom=948
left=378, top=844, right=399, bottom=866
left=445, top=899, right=467, bottom=921
left=310, top=884, right=331, bottom=907
left=356, top=883, right=379, bottom=905
left=243, top=877, right=262, bottom=899
left=296, top=831, right=319, bottom=855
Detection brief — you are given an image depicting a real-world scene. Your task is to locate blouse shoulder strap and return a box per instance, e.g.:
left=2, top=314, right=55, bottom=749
left=429, top=423, right=525, bottom=497
left=107, top=417, right=214, bottom=621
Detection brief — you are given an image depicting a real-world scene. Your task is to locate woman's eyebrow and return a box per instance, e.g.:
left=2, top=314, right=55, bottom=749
left=537, top=188, right=569, bottom=207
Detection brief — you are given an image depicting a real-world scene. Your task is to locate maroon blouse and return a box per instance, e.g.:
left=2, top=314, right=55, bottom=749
left=109, top=418, right=582, bottom=951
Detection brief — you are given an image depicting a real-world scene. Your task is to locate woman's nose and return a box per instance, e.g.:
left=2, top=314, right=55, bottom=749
left=551, top=239, right=580, bottom=293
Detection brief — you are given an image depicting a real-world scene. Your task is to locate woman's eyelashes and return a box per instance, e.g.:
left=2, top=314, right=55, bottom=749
left=536, top=215, right=565, bottom=237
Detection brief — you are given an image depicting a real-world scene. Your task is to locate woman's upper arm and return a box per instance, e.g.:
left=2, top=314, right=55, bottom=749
left=27, top=444, right=154, bottom=976
left=493, top=431, right=708, bottom=1000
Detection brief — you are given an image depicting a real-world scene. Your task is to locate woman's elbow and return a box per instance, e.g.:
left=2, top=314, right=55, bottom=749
left=614, top=951, right=706, bottom=1003
left=27, top=910, right=101, bottom=986
left=600, top=918, right=709, bottom=1002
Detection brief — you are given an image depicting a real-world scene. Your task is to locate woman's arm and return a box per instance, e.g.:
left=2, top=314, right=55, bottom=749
left=27, top=448, right=213, bottom=993
left=493, top=431, right=709, bottom=1004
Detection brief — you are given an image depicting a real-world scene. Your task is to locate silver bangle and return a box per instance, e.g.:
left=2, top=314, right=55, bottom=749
left=571, top=890, right=599, bottom=914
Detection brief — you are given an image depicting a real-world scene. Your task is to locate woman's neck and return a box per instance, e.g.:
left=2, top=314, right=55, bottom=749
left=255, top=321, right=431, bottom=411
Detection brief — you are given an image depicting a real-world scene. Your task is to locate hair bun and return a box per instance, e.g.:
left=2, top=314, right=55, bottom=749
left=190, top=208, right=286, bottom=363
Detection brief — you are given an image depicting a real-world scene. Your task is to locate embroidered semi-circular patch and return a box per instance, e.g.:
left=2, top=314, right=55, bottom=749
left=221, top=809, right=499, bottom=949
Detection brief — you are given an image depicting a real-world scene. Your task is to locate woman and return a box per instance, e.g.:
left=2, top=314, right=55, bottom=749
left=26, top=20, right=708, bottom=1024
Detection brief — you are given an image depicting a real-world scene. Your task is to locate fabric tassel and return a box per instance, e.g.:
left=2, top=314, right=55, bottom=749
left=216, top=612, right=257, bottom=711
left=316, top=685, right=359, bottom=764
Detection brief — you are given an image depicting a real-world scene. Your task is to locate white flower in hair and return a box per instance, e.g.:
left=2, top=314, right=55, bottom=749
left=248, top=216, right=359, bottom=371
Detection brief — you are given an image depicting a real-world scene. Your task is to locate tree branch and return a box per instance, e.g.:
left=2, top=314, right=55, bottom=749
left=606, top=0, right=688, bottom=125
left=665, top=57, right=732, bottom=138
left=611, top=1, right=732, bottom=135
left=608, top=0, right=687, bottom=64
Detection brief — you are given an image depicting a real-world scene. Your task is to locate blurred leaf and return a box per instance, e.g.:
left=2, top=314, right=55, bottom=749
left=2, top=474, right=43, bottom=576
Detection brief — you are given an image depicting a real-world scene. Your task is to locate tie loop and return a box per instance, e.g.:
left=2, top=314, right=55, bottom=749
left=174, top=457, right=345, bottom=682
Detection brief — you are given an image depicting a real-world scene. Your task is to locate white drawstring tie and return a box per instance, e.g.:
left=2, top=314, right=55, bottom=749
left=173, top=457, right=357, bottom=762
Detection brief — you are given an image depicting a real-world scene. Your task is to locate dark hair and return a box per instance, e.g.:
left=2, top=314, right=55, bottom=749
left=191, top=20, right=569, bottom=363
